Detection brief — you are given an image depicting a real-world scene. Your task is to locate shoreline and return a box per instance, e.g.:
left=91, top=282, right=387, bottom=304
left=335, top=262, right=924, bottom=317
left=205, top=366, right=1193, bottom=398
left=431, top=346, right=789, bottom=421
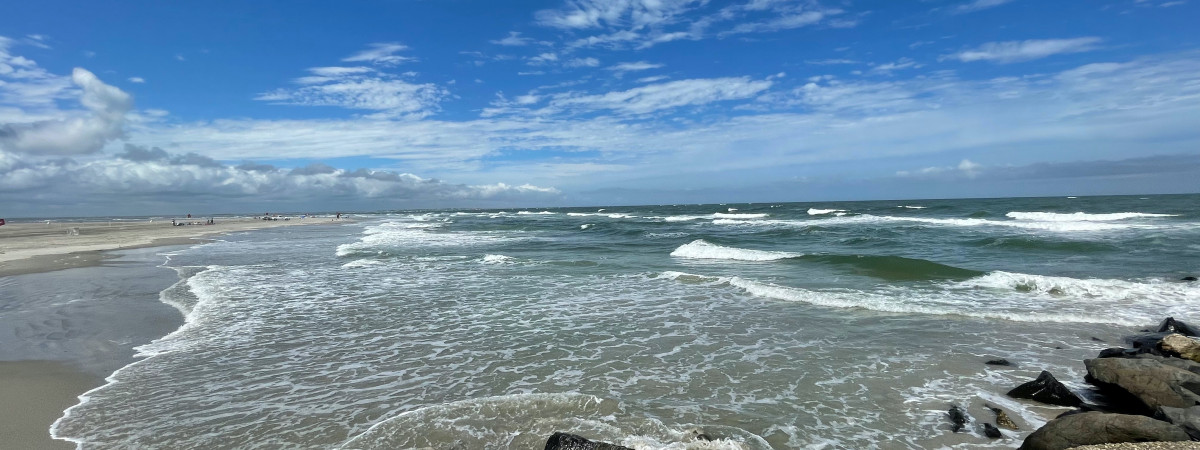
left=0, top=217, right=346, bottom=277
left=0, top=217, right=351, bottom=448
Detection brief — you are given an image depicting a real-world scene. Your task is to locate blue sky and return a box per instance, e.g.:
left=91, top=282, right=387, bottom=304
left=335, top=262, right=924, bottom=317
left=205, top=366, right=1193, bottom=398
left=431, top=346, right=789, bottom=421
left=1, top=0, right=1198, bottom=215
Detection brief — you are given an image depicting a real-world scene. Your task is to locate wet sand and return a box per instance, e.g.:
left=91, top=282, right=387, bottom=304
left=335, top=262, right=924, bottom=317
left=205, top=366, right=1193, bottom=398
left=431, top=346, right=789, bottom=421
left=0, top=361, right=101, bottom=449
left=0, top=216, right=346, bottom=448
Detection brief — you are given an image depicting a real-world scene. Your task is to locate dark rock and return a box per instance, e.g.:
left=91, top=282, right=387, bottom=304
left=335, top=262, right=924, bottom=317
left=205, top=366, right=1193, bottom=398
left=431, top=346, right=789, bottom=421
left=1091, top=337, right=1105, bottom=342
left=1098, top=347, right=1146, bottom=359
left=1139, top=352, right=1200, bottom=376
left=1007, top=371, right=1084, bottom=407
left=684, top=428, right=712, bottom=442
left=985, top=404, right=1019, bottom=430
left=1156, top=405, right=1200, bottom=440
left=1182, top=276, right=1198, bottom=282
left=948, top=405, right=969, bottom=432
left=1054, top=346, right=1063, bottom=350
left=1055, top=404, right=1107, bottom=419
left=1158, top=317, right=1198, bottom=337
left=1084, top=357, right=1200, bottom=414
left=544, top=432, right=633, bottom=450
left=1127, top=332, right=1171, bottom=351
left=986, top=359, right=1014, bottom=367
left=983, top=423, right=1002, bottom=438
left=1017, top=412, right=1189, bottom=450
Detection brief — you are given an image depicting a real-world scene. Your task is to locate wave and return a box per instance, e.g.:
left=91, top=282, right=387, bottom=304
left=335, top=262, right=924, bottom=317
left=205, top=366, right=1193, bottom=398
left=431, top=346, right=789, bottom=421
left=517, top=211, right=556, bottom=215
left=670, top=240, right=801, bottom=261
left=580, top=223, right=593, bottom=230
left=898, top=205, right=926, bottom=209
left=712, top=213, right=767, bottom=219
left=336, top=221, right=513, bottom=257
left=802, top=254, right=983, bottom=281
left=480, top=254, right=514, bottom=264
left=655, top=270, right=1199, bottom=325
left=567, top=212, right=636, bottom=219
left=338, top=393, right=769, bottom=450
left=970, top=236, right=1117, bottom=252
left=807, top=208, right=845, bottom=215
left=1006, top=211, right=1178, bottom=222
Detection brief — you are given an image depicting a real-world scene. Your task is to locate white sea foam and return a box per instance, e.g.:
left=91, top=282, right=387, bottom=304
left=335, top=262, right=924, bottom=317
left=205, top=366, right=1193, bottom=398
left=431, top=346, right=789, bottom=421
left=656, top=269, right=1196, bottom=325
left=713, top=212, right=767, bottom=219
left=670, top=240, right=802, bottom=261
left=728, top=207, right=738, bottom=212
left=807, top=208, right=845, bottom=215
left=568, top=212, right=635, bottom=219
left=517, top=210, right=556, bottom=215
left=481, top=254, right=514, bottom=264
left=1005, top=211, right=1178, bottom=222
left=581, top=223, right=594, bottom=230
left=898, top=205, right=926, bottom=209
left=336, top=220, right=513, bottom=256
left=341, top=259, right=383, bottom=269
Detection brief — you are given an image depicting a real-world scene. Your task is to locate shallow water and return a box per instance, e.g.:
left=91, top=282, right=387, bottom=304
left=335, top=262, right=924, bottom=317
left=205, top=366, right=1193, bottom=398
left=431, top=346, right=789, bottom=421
left=44, top=194, right=1200, bottom=448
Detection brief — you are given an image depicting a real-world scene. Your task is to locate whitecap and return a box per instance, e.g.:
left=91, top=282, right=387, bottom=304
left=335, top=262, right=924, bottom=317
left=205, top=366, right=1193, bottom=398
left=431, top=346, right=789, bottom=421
left=807, top=208, right=845, bottom=215
left=670, top=240, right=801, bottom=261
left=1005, top=211, right=1178, bottom=222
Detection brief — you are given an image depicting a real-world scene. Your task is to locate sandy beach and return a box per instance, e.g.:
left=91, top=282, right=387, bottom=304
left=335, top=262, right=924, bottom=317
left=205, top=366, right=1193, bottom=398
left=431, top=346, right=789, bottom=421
left=0, top=216, right=342, bottom=448
left=0, top=217, right=334, bottom=276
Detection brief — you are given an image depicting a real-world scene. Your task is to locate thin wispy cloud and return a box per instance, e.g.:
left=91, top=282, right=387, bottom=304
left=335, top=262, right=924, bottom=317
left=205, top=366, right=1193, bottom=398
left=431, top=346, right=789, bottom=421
left=342, top=42, right=415, bottom=66
left=128, top=76, right=145, bottom=83
left=952, top=0, right=1016, bottom=14
left=945, top=37, right=1102, bottom=63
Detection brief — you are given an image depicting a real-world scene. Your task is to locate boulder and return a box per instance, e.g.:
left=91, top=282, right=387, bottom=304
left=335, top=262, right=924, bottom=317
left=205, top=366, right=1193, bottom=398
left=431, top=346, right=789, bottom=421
left=986, top=404, right=1019, bottom=430
left=983, top=423, right=1002, bottom=438
left=948, top=405, right=969, bottom=432
left=1183, top=276, right=1198, bottom=282
left=544, top=433, right=634, bottom=450
left=986, top=359, right=1015, bottom=367
left=1160, top=334, right=1200, bottom=363
left=1158, top=317, right=1198, bottom=337
left=1085, top=357, right=1200, bottom=413
left=1098, top=347, right=1147, bottom=359
left=1017, top=412, right=1189, bottom=450
left=1007, top=371, right=1084, bottom=407
left=1156, top=405, right=1200, bottom=440
left=1127, top=332, right=1171, bottom=352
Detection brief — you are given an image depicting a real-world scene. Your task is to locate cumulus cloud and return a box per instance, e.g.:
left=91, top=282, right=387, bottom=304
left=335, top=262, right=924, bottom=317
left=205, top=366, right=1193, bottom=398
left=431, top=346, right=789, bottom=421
left=0, top=148, right=561, bottom=211
left=0, top=67, right=132, bottom=155
left=342, top=42, right=415, bottom=66
left=945, top=37, right=1103, bottom=63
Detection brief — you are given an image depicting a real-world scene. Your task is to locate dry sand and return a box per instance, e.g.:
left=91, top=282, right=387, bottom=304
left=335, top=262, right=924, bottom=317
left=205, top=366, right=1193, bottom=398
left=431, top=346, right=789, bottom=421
left=0, top=217, right=336, bottom=276
left=0, top=216, right=344, bottom=448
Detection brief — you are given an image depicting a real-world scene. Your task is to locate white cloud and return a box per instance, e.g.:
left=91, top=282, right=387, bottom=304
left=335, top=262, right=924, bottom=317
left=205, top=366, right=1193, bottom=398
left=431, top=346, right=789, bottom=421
left=0, top=67, right=131, bottom=155
left=342, top=42, right=415, bottom=66
left=128, top=76, right=145, bottom=83
left=870, top=58, right=922, bottom=74
left=0, top=148, right=561, bottom=210
left=535, top=0, right=703, bottom=30
left=607, top=61, right=665, bottom=72
left=257, top=57, right=446, bottom=118
left=527, top=52, right=559, bottom=65
left=564, top=57, right=601, bottom=68
left=946, top=37, right=1103, bottom=63
left=636, top=75, right=670, bottom=83
left=538, top=77, right=774, bottom=115
left=952, top=0, right=1016, bottom=14
left=896, top=159, right=982, bottom=178
left=491, top=31, right=534, bottom=46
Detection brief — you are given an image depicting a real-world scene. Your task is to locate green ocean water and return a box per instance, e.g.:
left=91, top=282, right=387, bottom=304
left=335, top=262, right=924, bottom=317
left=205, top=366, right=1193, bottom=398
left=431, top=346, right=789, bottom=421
left=39, top=194, right=1200, bottom=448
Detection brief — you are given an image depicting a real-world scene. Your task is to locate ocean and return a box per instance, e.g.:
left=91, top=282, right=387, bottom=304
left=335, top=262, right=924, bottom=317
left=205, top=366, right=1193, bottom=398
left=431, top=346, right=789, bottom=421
left=34, top=194, right=1200, bottom=448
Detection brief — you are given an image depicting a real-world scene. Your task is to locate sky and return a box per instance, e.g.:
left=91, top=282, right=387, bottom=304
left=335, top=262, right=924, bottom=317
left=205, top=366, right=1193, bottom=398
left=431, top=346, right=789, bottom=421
left=1, top=0, right=1199, bottom=216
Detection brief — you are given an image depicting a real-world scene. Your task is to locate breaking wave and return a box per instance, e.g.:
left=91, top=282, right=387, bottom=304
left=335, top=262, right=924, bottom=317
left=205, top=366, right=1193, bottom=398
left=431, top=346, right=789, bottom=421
left=670, top=240, right=801, bottom=261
